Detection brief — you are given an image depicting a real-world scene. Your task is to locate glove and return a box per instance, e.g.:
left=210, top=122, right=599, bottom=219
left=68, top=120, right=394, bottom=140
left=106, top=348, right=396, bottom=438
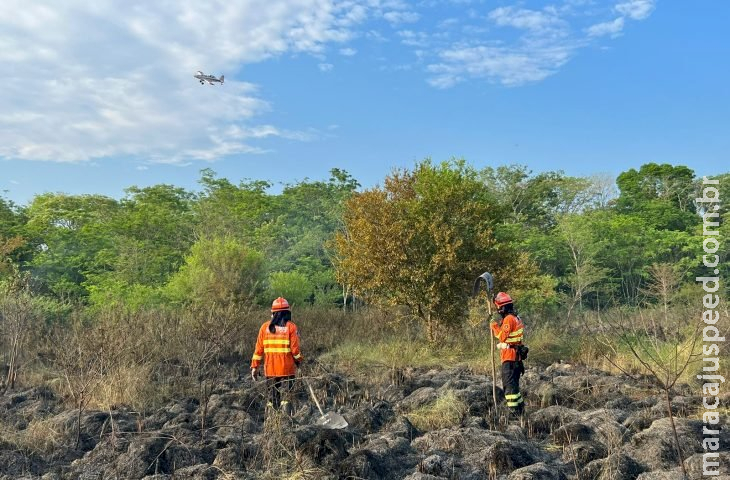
left=250, top=367, right=257, bottom=381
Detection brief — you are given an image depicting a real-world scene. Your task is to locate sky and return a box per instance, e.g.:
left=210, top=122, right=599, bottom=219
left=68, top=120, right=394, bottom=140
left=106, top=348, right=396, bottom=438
left=1, top=0, right=728, bottom=205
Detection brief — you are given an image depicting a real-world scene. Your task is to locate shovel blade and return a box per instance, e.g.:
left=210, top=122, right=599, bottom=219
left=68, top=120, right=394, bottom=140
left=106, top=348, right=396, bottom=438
left=315, top=411, right=348, bottom=429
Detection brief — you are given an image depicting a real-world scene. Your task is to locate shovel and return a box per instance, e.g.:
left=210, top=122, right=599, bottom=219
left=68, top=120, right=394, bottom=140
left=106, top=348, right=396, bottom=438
left=305, top=379, right=348, bottom=429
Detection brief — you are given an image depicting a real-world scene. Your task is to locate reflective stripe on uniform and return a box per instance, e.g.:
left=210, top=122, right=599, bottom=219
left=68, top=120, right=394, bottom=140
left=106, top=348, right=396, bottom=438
left=506, top=392, right=523, bottom=407
left=264, top=339, right=290, bottom=345
left=508, top=328, right=523, bottom=338
left=506, top=338, right=523, bottom=344
left=252, top=354, right=263, bottom=360
left=264, top=347, right=292, bottom=353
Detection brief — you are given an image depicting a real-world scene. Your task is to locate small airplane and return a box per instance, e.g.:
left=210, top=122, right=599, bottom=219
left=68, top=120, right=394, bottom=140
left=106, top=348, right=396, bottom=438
left=194, top=71, right=224, bottom=85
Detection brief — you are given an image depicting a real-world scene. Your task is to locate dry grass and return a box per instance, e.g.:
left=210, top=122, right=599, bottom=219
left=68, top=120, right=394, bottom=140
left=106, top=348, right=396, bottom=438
left=10, top=298, right=725, bottom=419
left=90, top=364, right=157, bottom=411
left=253, top=410, right=330, bottom=480
left=0, top=416, right=63, bottom=455
left=405, top=390, right=467, bottom=432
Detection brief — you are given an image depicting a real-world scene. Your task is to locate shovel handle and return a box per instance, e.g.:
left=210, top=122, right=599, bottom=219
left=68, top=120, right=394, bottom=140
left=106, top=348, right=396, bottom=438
left=306, top=381, right=326, bottom=417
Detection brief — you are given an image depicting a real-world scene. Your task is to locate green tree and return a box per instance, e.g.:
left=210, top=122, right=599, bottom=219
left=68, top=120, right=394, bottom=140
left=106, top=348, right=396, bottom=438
left=616, top=163, right=698, bottom=231
left=112, top=185, right=195, bottom=286
left=195, top=169, right=273, bottom=243
left=22, top=193, right=119, bottom=300
left=556, top=212, right=609, bottom=317
left=267, top=271, right=314, bottom=306
left=166, top=237, right=265, bottom=307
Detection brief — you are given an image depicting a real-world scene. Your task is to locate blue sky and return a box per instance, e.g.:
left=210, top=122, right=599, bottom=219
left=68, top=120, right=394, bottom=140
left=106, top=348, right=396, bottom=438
left=1, top=0, right=728, bottom=205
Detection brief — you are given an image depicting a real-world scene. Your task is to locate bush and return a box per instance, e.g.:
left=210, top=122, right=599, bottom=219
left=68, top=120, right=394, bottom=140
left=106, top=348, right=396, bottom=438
left=267, top=271, right=314, bottom=307
left=166, top=237, right=265, bottom=307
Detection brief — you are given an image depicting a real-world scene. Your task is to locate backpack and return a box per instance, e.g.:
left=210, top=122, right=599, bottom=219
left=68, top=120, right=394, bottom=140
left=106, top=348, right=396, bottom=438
left=516, top=344, right=529, bottom=361
left=514, top=314, right=528, bottom=361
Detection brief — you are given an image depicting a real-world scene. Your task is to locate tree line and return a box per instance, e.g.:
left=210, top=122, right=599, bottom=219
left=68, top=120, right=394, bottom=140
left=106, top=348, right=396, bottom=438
left=0, top=161, right=727, bottom=324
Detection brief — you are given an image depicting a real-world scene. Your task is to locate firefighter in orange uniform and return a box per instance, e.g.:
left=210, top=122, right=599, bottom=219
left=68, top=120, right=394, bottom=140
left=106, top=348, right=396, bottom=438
left=251, top=297, right=303, bottom=414
left=490, top=292, right=526, bottom=416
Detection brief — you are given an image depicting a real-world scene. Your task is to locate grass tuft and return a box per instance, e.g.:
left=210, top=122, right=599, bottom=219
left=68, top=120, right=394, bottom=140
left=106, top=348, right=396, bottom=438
left=405, top=390, right=467, bottom=432
left=0, top=416, right=63, bottom=455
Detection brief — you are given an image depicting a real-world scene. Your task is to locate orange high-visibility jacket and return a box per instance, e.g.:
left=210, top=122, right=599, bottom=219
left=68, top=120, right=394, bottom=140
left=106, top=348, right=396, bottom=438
left=490, top=314, right=525, bottom=362
left=250, top=321, right=303, bottom=377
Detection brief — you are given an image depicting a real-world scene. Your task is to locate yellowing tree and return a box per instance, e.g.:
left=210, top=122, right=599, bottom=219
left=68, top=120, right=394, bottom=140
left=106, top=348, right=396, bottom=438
left=334, top=160, right=537, bottom=341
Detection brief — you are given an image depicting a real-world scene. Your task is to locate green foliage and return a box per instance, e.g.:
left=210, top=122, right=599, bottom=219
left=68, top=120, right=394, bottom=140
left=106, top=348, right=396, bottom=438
left=86, top=277, right=165, bottom=313
left=22, top=193, right=120, bottom=299
left=166, top=237, right=265, bottom=307
left=616, top=163, right=698, bottom=231
left=335, top=159, right=541, bottom=341
left=114, top=184, right=195, bottom=286
left=267, top=271, right=313, bottom=307
left=3, top=162, right=726, bottom=322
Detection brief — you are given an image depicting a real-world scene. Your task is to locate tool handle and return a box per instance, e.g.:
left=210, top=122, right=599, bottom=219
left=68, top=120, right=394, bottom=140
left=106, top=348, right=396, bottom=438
left=307, top=382, right=326, bottom=416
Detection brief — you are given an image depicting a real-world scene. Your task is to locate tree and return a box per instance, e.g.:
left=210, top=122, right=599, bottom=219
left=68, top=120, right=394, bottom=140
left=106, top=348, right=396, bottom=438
left=616, top=163, right=698, bottom=231
left=165, top=237, right=265, bottom=308
left=593, top=264, right=702, bottom=478
left=267, top=271, right=314, bottom=306
left=0, top=196, right=26, bottom=279
left=22, top=193, right=119, bottom=300
left=0, top=277, right=40, bottom=392
left=557, top=213, right=609, bottom=318
left=335, top=160, right=538, bottom=341
left=113, top=184, right=195, bottom=286
left=194, top=169, right=273, bottom=244
left=0, top=236, right=24, bottom=280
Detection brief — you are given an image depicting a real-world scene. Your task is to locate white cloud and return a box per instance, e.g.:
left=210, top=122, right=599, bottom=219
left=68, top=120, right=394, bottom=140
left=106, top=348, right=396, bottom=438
left=339, top=47, right=358, bottom=56
left=586, top=17, right=625, bottom=37
left=398, top=30, right=430, bottom=47
left=424, top=4, right=578, bottom=88
left=0, top=0, right=368, bottom=164
left=438, top=18, right=460, bottom=29
left=383, top=10, right=420, bottom=24
left=488, top=6, right=566, bottom=34
left=421, top=0, right=657, bottom=88
left=615, top=0, right=655, bottom=20
left=428, top=43, right=573, bottom=88
left=318, top=63, right=335, bottom=72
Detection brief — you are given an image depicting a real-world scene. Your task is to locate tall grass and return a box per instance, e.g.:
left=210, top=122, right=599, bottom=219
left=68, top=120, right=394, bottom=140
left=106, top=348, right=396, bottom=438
left=2, top=292, right=726, bottom=415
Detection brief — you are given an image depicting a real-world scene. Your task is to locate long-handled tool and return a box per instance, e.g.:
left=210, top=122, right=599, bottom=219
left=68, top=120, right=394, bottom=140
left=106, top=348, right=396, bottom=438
left=473, top=271, right=499, bottom=417
left=305, top=379, right=348, bottom=430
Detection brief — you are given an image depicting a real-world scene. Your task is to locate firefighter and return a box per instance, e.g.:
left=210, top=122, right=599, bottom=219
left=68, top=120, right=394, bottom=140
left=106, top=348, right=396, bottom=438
left=489, top=292, right=526, bottom=416
left=251, top=297, right=303, bottom=415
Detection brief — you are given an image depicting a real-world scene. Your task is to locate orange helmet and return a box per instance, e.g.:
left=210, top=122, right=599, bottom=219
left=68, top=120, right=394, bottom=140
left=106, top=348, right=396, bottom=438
left=271, top=297, right=290, bottom=312
left=493, top=292, right=513, bottom=307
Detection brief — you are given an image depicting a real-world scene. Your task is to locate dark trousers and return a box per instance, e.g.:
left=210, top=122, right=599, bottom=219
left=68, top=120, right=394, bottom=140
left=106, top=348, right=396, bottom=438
left=501, top=361, right=524, bottom=414
left=267, top=375, right=294, bottom=409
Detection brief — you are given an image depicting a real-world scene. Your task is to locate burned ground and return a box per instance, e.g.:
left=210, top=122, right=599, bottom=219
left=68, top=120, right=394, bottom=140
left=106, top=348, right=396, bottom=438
left=0, top=362, right=728, bottom=480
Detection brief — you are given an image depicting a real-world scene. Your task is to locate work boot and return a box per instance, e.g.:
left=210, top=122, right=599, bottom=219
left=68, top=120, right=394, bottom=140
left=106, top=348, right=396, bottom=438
left=280, top=400, right=292, bottom=417
left=507, top=406, right=526, bottom=427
